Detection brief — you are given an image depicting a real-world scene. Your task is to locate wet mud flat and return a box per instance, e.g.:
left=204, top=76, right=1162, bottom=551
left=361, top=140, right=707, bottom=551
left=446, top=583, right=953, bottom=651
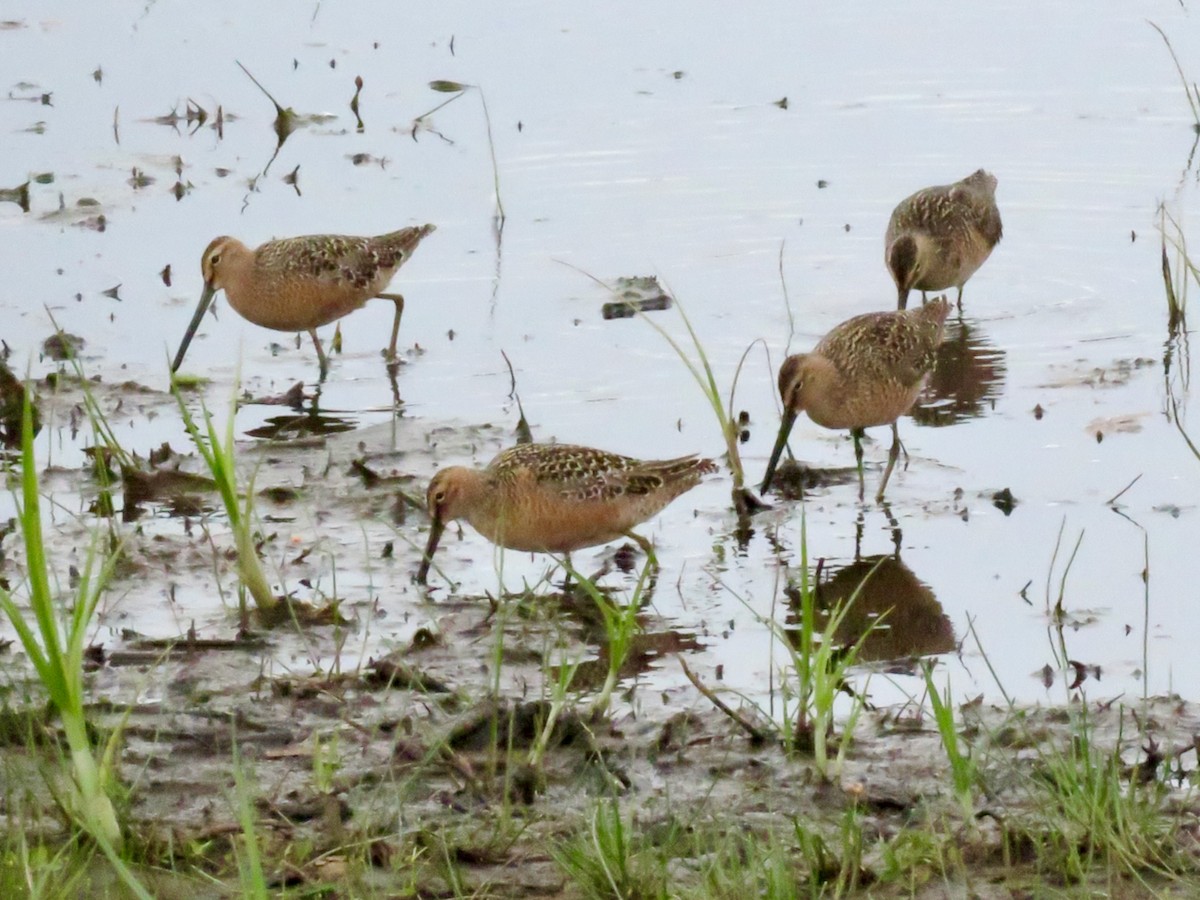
left=2, top=379, right=1200, bottom=896
left=73, top=675, right=1200, bottom=896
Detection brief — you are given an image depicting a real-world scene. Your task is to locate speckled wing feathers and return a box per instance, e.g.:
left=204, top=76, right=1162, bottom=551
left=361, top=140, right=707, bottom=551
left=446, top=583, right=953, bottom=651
left=487, top=443, right=715, bottom=503
left=816, top=303, right=947, bottom=388
left=889, top=171, right=1001, bottom=248
left=255, top=226, right=434, bottom=291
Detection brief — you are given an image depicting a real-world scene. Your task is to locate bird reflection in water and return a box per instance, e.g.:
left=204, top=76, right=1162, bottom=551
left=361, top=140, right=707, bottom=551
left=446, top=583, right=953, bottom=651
left=241, top=382, right=357, bottom=441
left=909, top=315, right=1006, bottom=427
left=784, top=506, right=954, bottom=664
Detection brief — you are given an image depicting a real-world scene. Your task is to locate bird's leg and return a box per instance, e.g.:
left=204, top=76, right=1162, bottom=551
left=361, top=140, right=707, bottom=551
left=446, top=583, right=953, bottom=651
left=308, top=328, right=329, bottom=381
left=880, top=500, right=902, bottom=557
left=955, top=285, right=964, bottom=312
left=851, top=427, right=866, bottom=501
left=583, top=559, right=613, bottom=587
left=875, top=423, right=902, bottom=502
left=560, top=554, right=575, bottom=592
left=378, top=292, right=405, bottom=363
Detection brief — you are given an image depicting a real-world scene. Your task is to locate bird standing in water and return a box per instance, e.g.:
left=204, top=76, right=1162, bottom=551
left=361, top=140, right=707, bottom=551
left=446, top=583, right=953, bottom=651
left=171, top=224, right=436, bottom=377
left=885, top=170, right=1001, bottom=310
left=417, top=443, right=717, bottom=584
left=761, top=297, right=951, bottom=502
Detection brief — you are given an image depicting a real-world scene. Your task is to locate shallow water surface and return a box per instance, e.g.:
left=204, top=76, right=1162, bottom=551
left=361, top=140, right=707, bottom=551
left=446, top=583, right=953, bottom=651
left=1, top=1, right=1199, bottom=714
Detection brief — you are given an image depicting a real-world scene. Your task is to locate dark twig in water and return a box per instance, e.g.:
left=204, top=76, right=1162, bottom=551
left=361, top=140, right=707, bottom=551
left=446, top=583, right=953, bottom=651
left=677, top=655, right=768, bottom=744
left=1106, top=473, right=1142, bottom=506
left=965, top=615, right=1013, bottom=708
left=413, top=81, right=467, bottom=128
left=500, top=350, right=532, bottom=444
left=236, top=60, right=287, bottom=119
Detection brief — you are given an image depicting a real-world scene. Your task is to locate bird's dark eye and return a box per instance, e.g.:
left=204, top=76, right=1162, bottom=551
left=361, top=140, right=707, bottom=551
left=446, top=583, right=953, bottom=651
left=433, top=489, right=446, bottom=504
left=210, top=253, right=221, bottom=267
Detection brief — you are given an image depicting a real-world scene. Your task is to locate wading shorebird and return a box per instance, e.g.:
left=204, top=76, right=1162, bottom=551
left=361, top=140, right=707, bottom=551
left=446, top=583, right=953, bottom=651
left=170, top=224, right=436, bottom=376
left=885, top=169, right=1002, bottom=310
left=416, top=443, right=718, bottom=584
left=760, top=297, right=951, bottom=502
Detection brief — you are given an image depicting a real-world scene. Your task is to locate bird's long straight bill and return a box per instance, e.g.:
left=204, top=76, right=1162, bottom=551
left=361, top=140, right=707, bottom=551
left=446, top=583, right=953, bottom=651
left=760, top=409, right=797, bottom=494
left=416, top=516, right=446, bottom=585
left=171, top=283, right=217, bottom=373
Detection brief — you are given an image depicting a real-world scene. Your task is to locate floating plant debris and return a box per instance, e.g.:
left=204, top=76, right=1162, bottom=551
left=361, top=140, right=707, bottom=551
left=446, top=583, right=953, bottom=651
left=991, top=488, right=1017, bottom=515
left=0, top=181, right=30, bottom=212
left=350, top=74, right=364, bottom=131
left=128, top=168, right=154, bottom=189
left=601, top=275, right=673, bottom=320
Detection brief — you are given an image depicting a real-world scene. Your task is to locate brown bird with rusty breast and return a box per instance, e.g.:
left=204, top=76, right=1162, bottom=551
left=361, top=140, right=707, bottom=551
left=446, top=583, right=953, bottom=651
left=761, top=297, right=951, bottom=502
left=171, top=225, right=435, bottom=376
left=885, top=169, right=1001, bottom=310
left=417, top=443, right=717, bottom=584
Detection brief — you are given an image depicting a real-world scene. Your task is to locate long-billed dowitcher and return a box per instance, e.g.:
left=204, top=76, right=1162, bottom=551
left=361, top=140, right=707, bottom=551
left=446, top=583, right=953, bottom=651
left=170, top=224, right=435, bottom=375
left=761, top=297, right=951, bottom=502
left=885, top=169, right=1002, bottom=310
left=416, top=443, right=717, bottom=583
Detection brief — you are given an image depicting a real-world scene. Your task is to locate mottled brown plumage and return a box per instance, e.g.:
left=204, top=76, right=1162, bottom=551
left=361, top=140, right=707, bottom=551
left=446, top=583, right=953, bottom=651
left=171, top=225, right=436, bottom=375
left=885, top=170, right=1001, bottom=310
left=761, top=298, right=950, bottom=501
left=417, top=443, right=717, bottom=583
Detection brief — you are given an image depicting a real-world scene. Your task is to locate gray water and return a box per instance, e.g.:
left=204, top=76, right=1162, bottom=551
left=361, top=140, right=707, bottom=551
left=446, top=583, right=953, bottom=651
left=2, top=1, right=1198, bottom=709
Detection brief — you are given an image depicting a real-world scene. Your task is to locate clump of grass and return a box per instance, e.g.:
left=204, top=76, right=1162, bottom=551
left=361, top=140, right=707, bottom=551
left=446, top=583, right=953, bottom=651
left=0, top=392, right=150, bottom=897
left=709, top=510, right=878, bottom=777
left=773, top=511, right=877, bottom=776
left=43, top=310, right=136, bottom=477
left=878, top=827, right=953, bottom=893
left=525, top=557, right=650, bottom=773
left=230, top=736, right=269, bottom=900
left=171, top=379, right=280, bottom=621
left=698, top=826, right=805, bottom=898
left=527, top=643, right=582, bottom=773
left=1028, top=706, right=1183, bottom=882
left=1157, top=206, right=1200, bottom=462
left=561, top=556, right=648, bottom=719
left=638, top=296, right=756, bottom=516
left=1158, top=203, right=1197, bottom=336
left=922, top=662, right=980, bottom=826
left=552, top=798, right=668, bottom=899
